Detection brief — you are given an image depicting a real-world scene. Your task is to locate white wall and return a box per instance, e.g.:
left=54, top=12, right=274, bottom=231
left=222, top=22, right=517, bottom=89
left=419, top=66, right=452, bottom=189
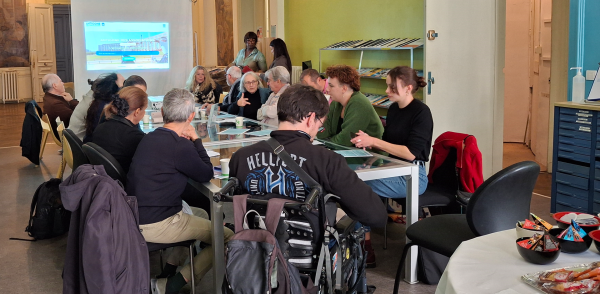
left=504, top=0, right=531, bottom=143
left=71, top=0, right=192, bottom=97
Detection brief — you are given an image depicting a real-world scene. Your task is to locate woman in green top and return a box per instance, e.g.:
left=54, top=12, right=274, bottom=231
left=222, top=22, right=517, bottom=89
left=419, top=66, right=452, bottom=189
left=317, top=65, right=383, bottom=146
left=229, top=32, right=267, bottom=73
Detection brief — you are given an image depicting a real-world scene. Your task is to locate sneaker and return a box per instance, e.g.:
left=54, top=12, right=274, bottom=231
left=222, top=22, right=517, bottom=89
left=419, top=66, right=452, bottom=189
left=151, top=278, right=167, bottom=294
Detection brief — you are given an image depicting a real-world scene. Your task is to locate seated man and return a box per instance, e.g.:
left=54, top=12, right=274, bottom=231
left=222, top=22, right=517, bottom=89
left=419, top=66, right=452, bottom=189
left=219, top=66, right=242, bottom=113
left=42, top=73, right=79, bottom=139
left=127, top=88, right=233, bottom=294
left=229, top=84, right=386, bottom=228
left=300, top=68, right=330, bottom=104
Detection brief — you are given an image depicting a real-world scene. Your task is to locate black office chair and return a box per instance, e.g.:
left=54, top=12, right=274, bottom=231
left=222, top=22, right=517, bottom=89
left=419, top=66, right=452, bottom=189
left=392, top=161, right=540, bottom=294
left=147, top=240, right=197, bottom=294
left=383, top=150, right=458, bottom=249
left=82, top=142, right=127, bottom=185
left=63, top=129, right=89, bottom=172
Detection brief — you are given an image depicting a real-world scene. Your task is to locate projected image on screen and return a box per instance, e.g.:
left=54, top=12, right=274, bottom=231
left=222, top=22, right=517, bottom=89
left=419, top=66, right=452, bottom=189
left=84, top=22, right=169, bottom=70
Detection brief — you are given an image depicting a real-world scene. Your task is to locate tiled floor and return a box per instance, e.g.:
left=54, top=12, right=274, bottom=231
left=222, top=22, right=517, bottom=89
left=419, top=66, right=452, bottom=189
left=0, top=102, right=552, bottom=293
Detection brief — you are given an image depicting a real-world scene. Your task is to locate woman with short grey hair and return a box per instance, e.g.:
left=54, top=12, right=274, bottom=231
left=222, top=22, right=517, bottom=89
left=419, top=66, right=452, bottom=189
left=228, top=71, right=271, bottom=120
left=257, top=66, right=290, bottom=126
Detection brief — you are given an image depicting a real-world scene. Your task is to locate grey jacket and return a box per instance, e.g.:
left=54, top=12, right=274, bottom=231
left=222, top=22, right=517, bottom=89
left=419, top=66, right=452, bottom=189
left=60, top=164, right=149, bottom=294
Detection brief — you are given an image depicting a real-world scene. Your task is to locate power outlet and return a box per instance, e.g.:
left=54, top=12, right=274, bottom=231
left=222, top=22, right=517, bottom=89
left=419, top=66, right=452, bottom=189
left=586, top=70, right=597, bottom=81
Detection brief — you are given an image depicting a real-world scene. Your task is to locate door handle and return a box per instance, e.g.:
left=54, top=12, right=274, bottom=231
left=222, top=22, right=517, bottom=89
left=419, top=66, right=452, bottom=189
left=427, top=30, right=438, bottom=40
left=427, top=72, right=434, bottom=95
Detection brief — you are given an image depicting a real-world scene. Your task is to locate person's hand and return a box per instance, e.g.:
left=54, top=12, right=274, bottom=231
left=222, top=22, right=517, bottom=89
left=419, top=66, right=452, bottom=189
left=182, top=124, right=199, bottom=141
left=237, top=93, right=250, bottom=107
left=62, top=92, right=73, bottom=102
left=200, top=103, right=211, bottom=110
left=357, top=156, right=378, bottom=170
left=350, top=130, right=374, bottom=150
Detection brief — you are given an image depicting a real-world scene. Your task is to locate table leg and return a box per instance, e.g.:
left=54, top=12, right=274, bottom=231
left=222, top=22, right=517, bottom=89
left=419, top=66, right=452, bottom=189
left=211, top=196, right=225, bottom=293
left=404, top=165, right=419, bottom=284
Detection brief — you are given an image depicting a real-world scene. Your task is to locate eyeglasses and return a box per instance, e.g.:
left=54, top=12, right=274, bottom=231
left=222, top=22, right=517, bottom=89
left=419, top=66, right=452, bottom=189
left=315, top=116, right=326, bottom=132
left=244, top=80, right=259, bottom=86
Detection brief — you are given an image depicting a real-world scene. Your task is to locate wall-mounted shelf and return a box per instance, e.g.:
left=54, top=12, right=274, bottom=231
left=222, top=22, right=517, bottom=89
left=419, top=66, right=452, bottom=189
left=319, top=38, right=423, bottom=71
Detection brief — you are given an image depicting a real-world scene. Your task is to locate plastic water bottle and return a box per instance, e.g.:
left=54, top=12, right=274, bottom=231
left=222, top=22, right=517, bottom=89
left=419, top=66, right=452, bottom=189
left=571, top=67, right=585, bottom=103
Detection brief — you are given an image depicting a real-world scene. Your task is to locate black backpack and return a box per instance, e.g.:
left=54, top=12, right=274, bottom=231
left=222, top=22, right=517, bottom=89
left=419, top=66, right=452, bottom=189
left=13, top=178, right=70, bottom=240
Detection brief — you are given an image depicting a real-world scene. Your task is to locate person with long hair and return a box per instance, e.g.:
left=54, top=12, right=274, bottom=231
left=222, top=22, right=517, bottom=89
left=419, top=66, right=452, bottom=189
left=268, top=38, right=292, bottom=73
left=123, top=75, right=147, bottom=92
left=227, top=71, right=271, bottom=119
left=83, top=73, right=124, bottom=142
left=92, top=87, right=148, bottom=174
left=185, top=65, right=223, bottom=106
left=350, top=66, right=432, bottom=268
left=316, top=65, right=383, bottom=146
left=229, top=31, right=267, bottom=72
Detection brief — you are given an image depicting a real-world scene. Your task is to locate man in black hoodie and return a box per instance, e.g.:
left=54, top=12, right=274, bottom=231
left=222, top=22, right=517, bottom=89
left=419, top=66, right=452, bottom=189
left=229, top=84, right=387, bottom=228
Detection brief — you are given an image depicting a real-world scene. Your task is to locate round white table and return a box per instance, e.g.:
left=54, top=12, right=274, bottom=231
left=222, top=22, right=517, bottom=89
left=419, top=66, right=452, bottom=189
left=436, top=229, right=600, bottom=294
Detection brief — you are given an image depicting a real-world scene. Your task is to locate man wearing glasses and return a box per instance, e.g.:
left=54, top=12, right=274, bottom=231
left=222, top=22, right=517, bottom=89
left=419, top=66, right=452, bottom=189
left=218, top=66, right=242, bottom=113
left=229, top=84, right=387, bottom=228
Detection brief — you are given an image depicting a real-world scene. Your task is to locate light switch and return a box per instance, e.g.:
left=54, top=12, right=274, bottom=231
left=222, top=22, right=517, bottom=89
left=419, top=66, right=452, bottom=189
left=586, top=70, right=597, bottom=81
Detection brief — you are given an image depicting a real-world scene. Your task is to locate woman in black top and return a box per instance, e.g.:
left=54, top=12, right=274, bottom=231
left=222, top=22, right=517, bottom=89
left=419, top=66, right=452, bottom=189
left=185, top=65, right=223, bottom=106
left=227, top=71, right=271, bottom=120
left=83, top=73, right=124, bottom=143
left=351, top=66, right=432, bottom=198
left=92, top=86, right=148, bottom=174
left=268, top=38, right=292, bottom=73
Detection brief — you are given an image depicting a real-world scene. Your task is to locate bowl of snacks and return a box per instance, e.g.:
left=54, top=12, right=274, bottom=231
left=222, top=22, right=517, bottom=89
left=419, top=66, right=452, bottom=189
left=516, top=233, right=560, bottom=264
left=516, top=214, right=552, bottom=239
left=549, top=220, right=593, bottom=254
left=553, top=212, right=600, bottom=234
left=588, top=230, right=600, bottom=253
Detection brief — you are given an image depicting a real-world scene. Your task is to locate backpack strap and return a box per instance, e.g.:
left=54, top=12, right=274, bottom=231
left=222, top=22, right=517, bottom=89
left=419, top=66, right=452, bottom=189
left=26, top=182, right=44, bottom=237
left=233, top=194, right=248, bottom=233
left=265, top=197, right=287, bottom=235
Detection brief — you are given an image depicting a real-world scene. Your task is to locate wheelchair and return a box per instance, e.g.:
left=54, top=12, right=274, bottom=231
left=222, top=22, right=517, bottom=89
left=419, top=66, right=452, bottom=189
left=216, top=177, right=370, bottom=294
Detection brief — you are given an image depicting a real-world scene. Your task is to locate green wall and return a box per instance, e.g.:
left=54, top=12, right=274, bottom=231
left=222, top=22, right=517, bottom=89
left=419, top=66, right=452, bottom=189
left=284, top=0, right=425, bottom=104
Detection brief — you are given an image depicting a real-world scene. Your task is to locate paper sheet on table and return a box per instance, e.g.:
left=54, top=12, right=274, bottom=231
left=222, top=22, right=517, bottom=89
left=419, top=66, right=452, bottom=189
left=334, top=149, right=373, bottom=157
left=214, top=118, right=237, bottom=124
left=247, top=129, right=272, bottom=136
left=216, top=114, right=236, bottom=119
left=312, top=140, right=324, bottom=145
left=217, top=128, right=249, bottom=135
left=206, top=150, right=220, bottom=157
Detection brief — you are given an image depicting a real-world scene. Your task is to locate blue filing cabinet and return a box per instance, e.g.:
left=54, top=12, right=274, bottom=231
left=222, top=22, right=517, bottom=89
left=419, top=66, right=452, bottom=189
left=551, top=102, right=600, bottom=214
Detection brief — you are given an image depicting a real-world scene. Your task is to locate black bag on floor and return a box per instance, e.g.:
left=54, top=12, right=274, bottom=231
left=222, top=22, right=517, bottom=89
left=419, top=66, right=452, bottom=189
left=417, top=247, right=449, bottom=285
left=14, top=178, right=70, bottom=240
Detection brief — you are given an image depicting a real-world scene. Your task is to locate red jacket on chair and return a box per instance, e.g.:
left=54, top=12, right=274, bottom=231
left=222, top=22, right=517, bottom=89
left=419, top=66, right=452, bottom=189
left=428, top=131, right=483, bottom=193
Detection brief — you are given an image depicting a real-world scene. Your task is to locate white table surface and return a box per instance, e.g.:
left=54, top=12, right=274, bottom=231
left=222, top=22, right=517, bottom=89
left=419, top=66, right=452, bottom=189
left=436, top=229, right=600, bottom=294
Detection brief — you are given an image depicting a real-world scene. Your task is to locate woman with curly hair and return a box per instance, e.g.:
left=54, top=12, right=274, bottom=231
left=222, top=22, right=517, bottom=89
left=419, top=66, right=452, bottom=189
left=92, top=86, right=148, bottom=174
left=316, top=65, right=383, bottom=146
left=185, top=65, right=223, bottom=106
left=83, top=73, right=124, bottom=142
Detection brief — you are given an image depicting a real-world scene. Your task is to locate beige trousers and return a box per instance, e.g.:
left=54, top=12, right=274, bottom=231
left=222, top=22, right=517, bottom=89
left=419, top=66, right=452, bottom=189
left=140, top=208, right=234, bottom=283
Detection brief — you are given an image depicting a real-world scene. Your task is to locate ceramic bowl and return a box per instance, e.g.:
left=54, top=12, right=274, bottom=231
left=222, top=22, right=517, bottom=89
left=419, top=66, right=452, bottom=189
left=516, top=237, right=560, bottom=265
left=549, top=227, right=592, bottom=254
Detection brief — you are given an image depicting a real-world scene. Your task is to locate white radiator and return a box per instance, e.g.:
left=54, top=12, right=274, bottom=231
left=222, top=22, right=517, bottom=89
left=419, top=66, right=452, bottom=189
left=2, top=71, right=18, bottom=103
left=291, top=66, right=302, bottom=85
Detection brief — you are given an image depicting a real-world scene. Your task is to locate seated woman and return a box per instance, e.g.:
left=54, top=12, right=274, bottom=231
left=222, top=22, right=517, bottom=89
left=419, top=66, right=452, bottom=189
left=317, top=65, right=383, bottom=146
left=185, top=65, right=222, bottom=106
left=229, top=31, right=267, bottom=73
left=227, top=71, right=271, bottom=120
left=83, top=73, right=124, bottom=143
left=268, top=38, right=292, bottom=73
left=92, top=86, right=148, bottom=174
left=351, top=66, right=432, bottom=197
left=257, top=66, right=290, bottom=126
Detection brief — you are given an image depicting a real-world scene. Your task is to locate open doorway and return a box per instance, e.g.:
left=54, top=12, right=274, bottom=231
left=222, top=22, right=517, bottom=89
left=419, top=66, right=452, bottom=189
left=504, top=0, right=552, bottom=172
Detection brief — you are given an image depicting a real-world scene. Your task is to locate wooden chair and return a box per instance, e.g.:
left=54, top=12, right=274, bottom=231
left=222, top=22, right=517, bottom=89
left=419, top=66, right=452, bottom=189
left=38, top=113, right=52, bottom=160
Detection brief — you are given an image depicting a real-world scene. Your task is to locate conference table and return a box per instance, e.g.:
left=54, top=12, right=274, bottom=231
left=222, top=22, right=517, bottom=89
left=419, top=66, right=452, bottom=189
left=436, top=229, right=600, bottom=294
left=141, top=113, right=421, bottom=292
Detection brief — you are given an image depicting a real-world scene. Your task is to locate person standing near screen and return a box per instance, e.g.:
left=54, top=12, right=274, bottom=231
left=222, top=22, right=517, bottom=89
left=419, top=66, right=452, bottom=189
left=185, top=65, right=223, bottom=106
left=229, top=32, right=267, bottom=73
left=268, top=38, right=292, bottom=73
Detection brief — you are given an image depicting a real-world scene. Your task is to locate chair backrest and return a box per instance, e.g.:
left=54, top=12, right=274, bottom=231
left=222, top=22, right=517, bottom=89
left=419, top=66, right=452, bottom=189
left=430, top=146, right=459, bottom=193
left=42, top=114, right=63, bottom=147
left=63, top=129, right=88, bottom=171
left=466, top=161, right=540, bottom=236
left=82, top=142, right=126, bottom=185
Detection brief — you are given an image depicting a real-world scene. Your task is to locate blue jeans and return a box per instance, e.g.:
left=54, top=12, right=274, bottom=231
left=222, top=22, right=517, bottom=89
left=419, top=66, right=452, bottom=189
left=365, top=164, right=428, bottom=198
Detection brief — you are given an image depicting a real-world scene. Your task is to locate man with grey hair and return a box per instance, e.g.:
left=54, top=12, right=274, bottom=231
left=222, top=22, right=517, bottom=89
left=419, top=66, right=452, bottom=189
left=257, top=66, right=290, bottom=125
left=218, top=66, right=242, bottom=112
left=42, top=73, right=78, bottom=138
left=127, top=88, right=233, bottom=294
